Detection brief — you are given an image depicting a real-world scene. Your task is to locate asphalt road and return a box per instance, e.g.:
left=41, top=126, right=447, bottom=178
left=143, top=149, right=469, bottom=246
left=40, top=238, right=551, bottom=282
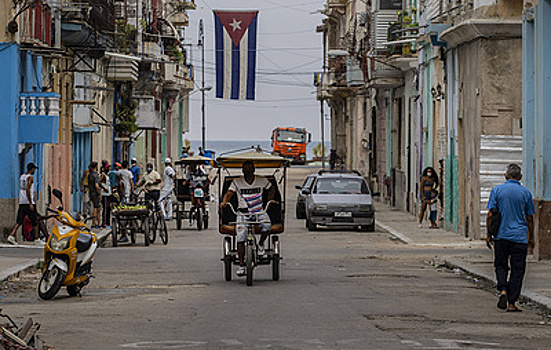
left=2, top=166, right=551, bottom=349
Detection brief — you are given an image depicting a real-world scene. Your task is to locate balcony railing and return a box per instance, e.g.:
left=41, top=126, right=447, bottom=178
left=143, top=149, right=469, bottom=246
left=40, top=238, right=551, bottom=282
left=19, top=92, right=61, bottom=144
left=19, top=0, right=52, bottom=46
left=164, top=63, right=193, bottom=85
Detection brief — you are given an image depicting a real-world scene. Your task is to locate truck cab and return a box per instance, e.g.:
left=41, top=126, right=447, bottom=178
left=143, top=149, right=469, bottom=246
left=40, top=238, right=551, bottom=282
left=271, top=127, right=311, bottom=164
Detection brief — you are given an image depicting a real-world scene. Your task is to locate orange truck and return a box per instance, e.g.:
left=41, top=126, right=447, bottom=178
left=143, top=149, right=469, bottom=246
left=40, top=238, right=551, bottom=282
left=271, top=127, right=311, bottom=164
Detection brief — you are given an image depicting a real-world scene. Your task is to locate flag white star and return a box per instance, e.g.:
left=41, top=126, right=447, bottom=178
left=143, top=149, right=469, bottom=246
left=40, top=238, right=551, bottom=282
left=229, top=18, right=242, bottom=32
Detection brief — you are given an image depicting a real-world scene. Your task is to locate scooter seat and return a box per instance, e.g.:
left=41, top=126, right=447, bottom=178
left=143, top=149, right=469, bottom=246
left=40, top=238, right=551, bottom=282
left=76, top=233, right=93, bottom=252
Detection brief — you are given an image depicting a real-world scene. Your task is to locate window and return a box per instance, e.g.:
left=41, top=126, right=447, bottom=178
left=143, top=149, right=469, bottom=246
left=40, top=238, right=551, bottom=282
left=314, top=178, right=370, bottom=194
left=379, top=0, right=402, bottom=10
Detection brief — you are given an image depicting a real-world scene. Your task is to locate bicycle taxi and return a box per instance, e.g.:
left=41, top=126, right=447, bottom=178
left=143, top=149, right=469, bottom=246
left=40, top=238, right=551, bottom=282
left=174, top=155, right=213, bottom=231
left=217, top=149, right=289, bottom=286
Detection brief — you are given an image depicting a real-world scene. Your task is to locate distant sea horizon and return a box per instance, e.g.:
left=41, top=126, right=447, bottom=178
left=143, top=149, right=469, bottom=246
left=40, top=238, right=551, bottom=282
left=188, top=140, right=330, bottom=159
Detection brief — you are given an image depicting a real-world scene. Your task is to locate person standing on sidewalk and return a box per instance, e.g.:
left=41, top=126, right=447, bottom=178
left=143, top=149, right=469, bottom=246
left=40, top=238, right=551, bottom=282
left=118, top=161, right=134, bottom=204
left=88, top=161, right=102, bottom=228
left=486, top=164, right=535, bottom=312
left=100, top=163, right=111, bottom=227
left=80, top=165, right=91, bottom=217
left=418, top=167, right=438, bottom=228
left=130, top=158, right=141, bottom=187
left=8, top=163, right=41, bottom=245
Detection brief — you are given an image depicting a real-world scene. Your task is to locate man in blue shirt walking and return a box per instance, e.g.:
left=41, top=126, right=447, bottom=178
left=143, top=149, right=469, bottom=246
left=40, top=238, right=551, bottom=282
left=486, top=164, right=535, bottom=312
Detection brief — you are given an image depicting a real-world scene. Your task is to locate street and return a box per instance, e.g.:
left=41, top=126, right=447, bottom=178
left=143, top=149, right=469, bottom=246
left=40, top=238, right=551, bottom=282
left=1, top=167, right=551, bottom=349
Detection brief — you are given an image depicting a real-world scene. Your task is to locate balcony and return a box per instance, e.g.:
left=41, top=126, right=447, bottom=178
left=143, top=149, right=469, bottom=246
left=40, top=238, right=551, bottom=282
left=61, top=0, right=116, bottom=33
left=18, top=92, right=60, bottom=144
left=164, top=63, right=193, bottom=91
left=19, top=0, right=52, bottom=47
left=141, top=41, right=162, bottom=58
left=107, top=57, right=139, bottom=81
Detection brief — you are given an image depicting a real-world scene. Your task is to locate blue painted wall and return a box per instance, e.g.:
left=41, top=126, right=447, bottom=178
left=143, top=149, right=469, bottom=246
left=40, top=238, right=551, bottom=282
left=0, top=44, right=22, bottom=199
left=0, top=44, right=47, bottom=200
left=523, top=0, right=551, bottom=199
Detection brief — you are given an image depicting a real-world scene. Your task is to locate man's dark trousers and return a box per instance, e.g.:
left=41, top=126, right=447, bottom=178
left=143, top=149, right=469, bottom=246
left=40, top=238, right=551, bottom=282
left=494, top=239, right=528, bottom=303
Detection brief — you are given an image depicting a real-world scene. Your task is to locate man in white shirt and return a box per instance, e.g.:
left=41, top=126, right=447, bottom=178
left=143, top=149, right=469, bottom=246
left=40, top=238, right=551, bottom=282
left=220, top=160, right=276, bottom=276
left=117, top=160, right=134, bottom=204
left=8, top=163, right=40, bottom=245
left=159, top=158, right=176, bottom=220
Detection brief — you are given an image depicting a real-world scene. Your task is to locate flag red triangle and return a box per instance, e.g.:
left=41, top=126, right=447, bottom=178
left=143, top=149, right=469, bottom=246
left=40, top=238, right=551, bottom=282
left=214, top=11, right=258, bottom=47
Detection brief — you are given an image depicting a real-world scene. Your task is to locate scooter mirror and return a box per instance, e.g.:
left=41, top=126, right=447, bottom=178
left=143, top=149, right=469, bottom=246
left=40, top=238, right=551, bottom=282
left=52, top=189, right=62, bottom=201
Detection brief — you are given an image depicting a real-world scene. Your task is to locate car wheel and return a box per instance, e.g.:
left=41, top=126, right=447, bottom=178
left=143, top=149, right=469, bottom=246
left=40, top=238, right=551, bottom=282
left=306, top=219, right=317, bottom=231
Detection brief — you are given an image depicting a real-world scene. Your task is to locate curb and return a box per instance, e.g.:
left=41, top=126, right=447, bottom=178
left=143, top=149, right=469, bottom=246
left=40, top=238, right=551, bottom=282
left=97, top=230, right=111, bottom=247
left=375, top=219, right=412, bottom=244
left=443, top=256, right=551, bottom=311
left=0, top=259, right=38, bottom=283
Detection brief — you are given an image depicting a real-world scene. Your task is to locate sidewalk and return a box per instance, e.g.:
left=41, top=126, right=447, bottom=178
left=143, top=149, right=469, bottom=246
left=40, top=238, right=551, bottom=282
left=374, top=201, right=551, bottom=311
left=0, top=228, right=111, bottom=283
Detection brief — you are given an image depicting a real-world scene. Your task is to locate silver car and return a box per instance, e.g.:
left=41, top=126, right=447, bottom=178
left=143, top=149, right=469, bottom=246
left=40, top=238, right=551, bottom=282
left=304, top=171, right=375, bottom=231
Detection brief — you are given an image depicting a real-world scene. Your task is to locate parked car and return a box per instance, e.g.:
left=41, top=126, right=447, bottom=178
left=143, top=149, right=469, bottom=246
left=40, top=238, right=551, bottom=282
left=304, top=170, right=375, bottom=231
left=295, top=174, right=318, bottom=219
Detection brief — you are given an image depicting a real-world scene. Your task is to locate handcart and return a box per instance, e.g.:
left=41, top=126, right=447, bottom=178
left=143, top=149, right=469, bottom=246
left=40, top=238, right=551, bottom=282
left=111, top=204, right=151, bottom=247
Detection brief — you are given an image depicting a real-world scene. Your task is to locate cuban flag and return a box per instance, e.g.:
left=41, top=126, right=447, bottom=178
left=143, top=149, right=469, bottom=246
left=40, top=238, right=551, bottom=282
left=213, top=10, right=258, bottom=100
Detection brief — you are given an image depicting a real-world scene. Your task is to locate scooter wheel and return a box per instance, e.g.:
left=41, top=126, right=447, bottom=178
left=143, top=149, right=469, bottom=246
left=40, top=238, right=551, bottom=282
left=38, top=263, right=66, bottom=300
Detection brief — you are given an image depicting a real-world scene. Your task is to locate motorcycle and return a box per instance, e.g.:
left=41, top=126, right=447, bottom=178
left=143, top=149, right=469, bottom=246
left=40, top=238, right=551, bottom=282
left=38, top=189, right=98, bottom=300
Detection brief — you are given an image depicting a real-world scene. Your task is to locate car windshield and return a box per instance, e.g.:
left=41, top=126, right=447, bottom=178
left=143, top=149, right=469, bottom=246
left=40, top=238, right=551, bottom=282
left=276, top=130, right=305, bottom=143
left=314, top=178, right=369, bottom=194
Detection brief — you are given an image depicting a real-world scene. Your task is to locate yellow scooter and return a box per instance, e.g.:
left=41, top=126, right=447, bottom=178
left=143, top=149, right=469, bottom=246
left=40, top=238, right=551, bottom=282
left=38, top=189, right=99, bottom=300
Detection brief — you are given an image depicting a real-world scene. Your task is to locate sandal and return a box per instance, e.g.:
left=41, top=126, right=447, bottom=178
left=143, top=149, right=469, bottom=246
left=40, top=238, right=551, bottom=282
left=506, top=306, right=522, bottom=312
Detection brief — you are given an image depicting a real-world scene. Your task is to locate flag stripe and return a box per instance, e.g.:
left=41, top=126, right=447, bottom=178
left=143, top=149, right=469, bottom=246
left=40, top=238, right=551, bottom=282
left=231, top=42, right=240, bottom=100
left=239, top=31, right=248, bottom=99
left=247, top=15, right=257, bottom=100
left=214, top=15, right=224, bottom=99
left=223, top=30, right=232, bottom=99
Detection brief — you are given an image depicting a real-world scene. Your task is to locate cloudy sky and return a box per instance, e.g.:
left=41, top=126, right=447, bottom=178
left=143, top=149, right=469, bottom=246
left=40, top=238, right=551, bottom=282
left=184, top=0, right=328, bottom=142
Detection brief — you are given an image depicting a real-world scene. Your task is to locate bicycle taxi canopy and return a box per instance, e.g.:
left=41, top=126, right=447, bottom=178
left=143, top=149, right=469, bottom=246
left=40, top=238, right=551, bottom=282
left=216, top=149, right=289, bottom=235
left=174, top=155, right=214, bottom=165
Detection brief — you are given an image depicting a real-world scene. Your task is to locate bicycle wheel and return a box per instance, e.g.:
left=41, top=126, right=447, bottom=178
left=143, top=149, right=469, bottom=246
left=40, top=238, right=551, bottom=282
left=111, top=217, right=118, bottom=247
left=246, top=243, right=254, bottom=286
left=143, top=217, right=150, bottom=246
left=272, top=236, right=280, bottom=281
left=157, top=212, right=168, bottom=245
left=196, top=207, right=203, bottom=231
left=176, top=203, right=182, bottom=230
left=203, top=210, right=209, bottom=229
left=148, top=213, right=157, bottom=244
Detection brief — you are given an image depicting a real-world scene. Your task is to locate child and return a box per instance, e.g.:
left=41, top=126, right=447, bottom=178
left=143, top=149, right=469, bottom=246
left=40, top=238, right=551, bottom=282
left=429, top=189, right=438, bottom=229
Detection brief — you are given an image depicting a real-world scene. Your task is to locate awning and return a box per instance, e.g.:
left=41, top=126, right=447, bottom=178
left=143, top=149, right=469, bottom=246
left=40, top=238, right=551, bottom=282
left=73, top=125, right=100, bottom=133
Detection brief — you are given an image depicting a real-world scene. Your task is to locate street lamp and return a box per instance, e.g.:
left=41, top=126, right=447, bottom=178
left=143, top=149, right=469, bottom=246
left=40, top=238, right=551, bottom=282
left=198, top=19, right=208, bottom=151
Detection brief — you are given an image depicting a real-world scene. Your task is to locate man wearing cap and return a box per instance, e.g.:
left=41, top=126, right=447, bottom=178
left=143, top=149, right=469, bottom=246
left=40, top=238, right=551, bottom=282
left=130, top=158, right=141, bottom=187
left=159, top=158, right=176, bottom=220
left=8, top=163, right=41, bottom=245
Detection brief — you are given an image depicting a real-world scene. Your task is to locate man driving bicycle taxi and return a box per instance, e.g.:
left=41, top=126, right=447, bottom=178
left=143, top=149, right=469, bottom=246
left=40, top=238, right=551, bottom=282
left=220, top=160, right=276, bottom=276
